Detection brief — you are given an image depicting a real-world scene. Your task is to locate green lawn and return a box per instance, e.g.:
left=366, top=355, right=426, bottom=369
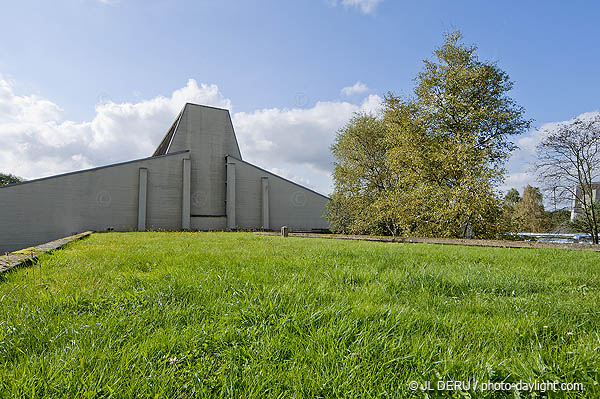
left=0, top=232, right=598, bottom=398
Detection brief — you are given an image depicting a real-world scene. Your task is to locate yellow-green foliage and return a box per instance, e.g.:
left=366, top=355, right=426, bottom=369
left=328, top=31, right=531, bottom=238
left=512, top=185, right=552, bottom=233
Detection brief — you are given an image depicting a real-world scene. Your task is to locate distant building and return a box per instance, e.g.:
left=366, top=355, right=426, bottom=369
left=0, top=103, right=330, bottom=253
left=570, top=182, right=600, bottom=221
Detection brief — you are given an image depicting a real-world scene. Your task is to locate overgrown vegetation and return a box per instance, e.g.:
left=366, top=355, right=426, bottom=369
left=500, top=185, right=579, bottom=234
left=327, top=31, right=531, bottom=238
left=501, top=185, right=553, bottom=233
left=0, top=232, right=598, bottom=397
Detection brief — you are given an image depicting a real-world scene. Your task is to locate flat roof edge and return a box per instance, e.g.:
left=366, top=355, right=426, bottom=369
left=184, top=103, right=231, bottom=112
left=0, top=150, right=190, bottom=189
left=225, top=155, right=331, bottom=200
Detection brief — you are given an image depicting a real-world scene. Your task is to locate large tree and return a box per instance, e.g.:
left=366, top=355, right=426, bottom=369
left=536, top=116, right=600, bottom=243
left=499, top=188, right=521, bottom=232
left=512, top=185, right=552, bottom=233
left=382, top=31, right=530, bottom=237
left=504, top=188, right=521, bottom=207
left=327, top=114, right=397, bottom=235
left=328, top=31, right=531, bottom=237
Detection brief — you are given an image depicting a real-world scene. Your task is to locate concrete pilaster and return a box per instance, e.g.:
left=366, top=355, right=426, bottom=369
left=261, top=177, right=269, bottom=229
left=182, top=158, right=191, bottom=229
left=137, top=168, right=148, bottom=231
left=226, top=160, right=236, bottom=229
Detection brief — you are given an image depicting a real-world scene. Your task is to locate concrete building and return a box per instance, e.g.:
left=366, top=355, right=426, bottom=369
left=0, top=103, right=330, bottom=253
left=570, top=182, right=600, bottom=221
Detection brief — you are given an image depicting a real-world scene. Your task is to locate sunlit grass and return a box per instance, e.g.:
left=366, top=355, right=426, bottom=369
left=0, top=232, right=598, bottom=398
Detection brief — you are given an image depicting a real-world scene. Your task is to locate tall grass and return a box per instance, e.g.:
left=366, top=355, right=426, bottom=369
left=0, top=232, right=598, bottom=398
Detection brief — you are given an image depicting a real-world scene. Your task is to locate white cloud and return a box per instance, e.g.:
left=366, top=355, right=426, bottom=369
left=18, top=73, right=599, bottom=203
left=0, top=78, right=230, bottom=180
left=359, top=94, right=383, bottom=114
left=0, top=77, right=381, bottom=195
left=330, top=0, right=383, bottom=14
left=232, top=94, right=382, bottom=194
left=18, top=74, right=598, bottom=203
left=232, top=94, right=382, bottom=177
left=341, top=81, right=369, bottom=96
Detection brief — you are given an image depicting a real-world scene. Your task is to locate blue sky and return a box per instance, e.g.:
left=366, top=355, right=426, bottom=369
left=1, top=0, right=599, bottom=197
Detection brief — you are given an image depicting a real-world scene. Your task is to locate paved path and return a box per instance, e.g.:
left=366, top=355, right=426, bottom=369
left=0, top=231, right=94, bottom=273
left=254, top=232, right=600, bottom=251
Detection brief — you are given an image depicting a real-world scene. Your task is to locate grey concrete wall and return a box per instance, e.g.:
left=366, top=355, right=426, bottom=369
left=0, top=151, right=189, bottom=253
left=227, top=156, right=329, bottom=231
left=167, top=104, right=241, bottom=217
left=571, top=183, right=600, bottom=221
left=1, top=103, right=331, bottom=252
